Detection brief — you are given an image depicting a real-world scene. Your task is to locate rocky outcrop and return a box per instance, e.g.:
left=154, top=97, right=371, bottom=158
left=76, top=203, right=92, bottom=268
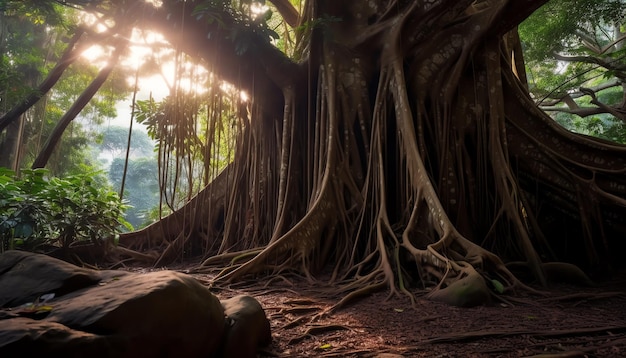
left=0, top=250, right=271, bottom=357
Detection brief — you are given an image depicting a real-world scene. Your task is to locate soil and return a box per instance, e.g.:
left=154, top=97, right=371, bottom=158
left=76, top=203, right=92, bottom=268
left=122, top=265, right=626, bottom=358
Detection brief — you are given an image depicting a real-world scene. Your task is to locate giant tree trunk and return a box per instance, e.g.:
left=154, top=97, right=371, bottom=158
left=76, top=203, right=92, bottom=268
left=109, top=0, right=625, bottom=306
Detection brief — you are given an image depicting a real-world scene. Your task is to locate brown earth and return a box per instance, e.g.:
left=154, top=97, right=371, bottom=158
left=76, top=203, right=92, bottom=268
left=120, top=264, right=626, bottom=358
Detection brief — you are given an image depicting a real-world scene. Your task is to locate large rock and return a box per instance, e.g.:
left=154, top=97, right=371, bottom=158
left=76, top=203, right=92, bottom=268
left=0, top=249, right=126, bottom=307
left=220, top=295, right=272, bottom=358
left=0, top=250, right=225, bottom=357
left=0, top=317, right=123, bottom=358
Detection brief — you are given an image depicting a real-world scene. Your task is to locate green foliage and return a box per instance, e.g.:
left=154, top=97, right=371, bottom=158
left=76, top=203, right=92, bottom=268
left=0, top=0, right=67, bottom=27
left=135, top=94, right=236, bottom=166
left=519, top=0, right=626, bottom=143
left=520, top=0, right=625, bottom=62
left=134, top=88, right=237, bottom=212
left=133, top=97, right=164, bottom=140
left=1, top=1, right=131, bottom=175
left=0, top=168, right=132, bottom=253
left=98, top=126, right=155, bottom=158
left=192, top=0, right=279, bottom=55
left=108, top=157, right=159, bottom=228
left=555, top=112, right=626, bottom=143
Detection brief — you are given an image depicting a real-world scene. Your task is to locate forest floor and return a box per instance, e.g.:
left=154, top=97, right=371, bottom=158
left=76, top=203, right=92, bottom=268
left=122, top=264, right=626, bottom=357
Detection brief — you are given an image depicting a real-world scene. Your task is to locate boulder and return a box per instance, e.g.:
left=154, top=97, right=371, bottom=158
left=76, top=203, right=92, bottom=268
left=220, top=295, right=272, bottom=358
left=0, top=317, right=124, bottom=358
left=0, top=250, right=225, bottom=357
left=0, top=249, right=126, bottom=307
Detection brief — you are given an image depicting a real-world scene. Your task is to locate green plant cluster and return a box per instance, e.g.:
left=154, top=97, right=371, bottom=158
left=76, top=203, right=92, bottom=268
left=0, top=167, right=132, bottom=253
left=192, top=0, right=279, bottom=55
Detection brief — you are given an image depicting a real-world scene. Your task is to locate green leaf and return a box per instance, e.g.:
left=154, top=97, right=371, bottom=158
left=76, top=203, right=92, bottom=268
left=491, top=279, right=505, bottom=294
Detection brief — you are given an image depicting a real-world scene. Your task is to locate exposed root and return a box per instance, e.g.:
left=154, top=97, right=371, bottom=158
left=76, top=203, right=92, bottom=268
left=329, top=281, right=388, bottom=313
left=109, top=245, right=159, bottom=264
left=287, top=324, right=351, bottom=345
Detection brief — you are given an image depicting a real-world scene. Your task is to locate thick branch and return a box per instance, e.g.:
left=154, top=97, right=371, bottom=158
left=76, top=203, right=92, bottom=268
left=31, top=32, right=130, bottom=169
left=138, top=0, right=304, bottom=117
left=268, top=0, right=300, bottom=27
left=553, top=53, right=626, bottom=77
left=540, top=85, right=626, bottom=122
left=541, top=105, right=626, bottom=120
left=538, top=79, right=622, bottom=106
left=580, top=87, right=626, bottom=122
left=0, top=28, right=88, bottom=133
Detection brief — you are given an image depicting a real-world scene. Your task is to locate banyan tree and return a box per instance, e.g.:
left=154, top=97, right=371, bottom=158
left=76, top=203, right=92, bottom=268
left=3, top=0, right=626, bottom=307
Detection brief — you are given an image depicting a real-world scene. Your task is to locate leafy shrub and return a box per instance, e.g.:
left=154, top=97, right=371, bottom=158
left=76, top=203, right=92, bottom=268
left=0, top=167, right=132, bottom=252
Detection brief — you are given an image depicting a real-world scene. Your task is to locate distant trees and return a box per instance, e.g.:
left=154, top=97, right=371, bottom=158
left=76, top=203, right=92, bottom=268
left=98, top=126, right=154, bottom=158
left=0, top=1, right=131, bottom=175
left=98, top=126, right=158, bottom=229
left=108, top=157, right=159, bottom=228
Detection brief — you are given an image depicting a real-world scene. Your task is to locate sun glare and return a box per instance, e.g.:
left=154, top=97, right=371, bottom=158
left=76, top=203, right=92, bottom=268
left=121, top=29, right=163, bottom=70
left=78, top=12, right=110, bottom=33
left=219, top=82, right=248, bottom=101
left=76, top=7, right=248, bottom=104
left=81, top=45, right=106, bottom=62
left=250, top=3, right=269, bottom=19
left=145, top=0, right=163, bottom=7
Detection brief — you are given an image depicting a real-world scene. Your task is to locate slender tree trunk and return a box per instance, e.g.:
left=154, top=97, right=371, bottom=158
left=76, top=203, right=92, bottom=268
left=0, top=117, right=22, bottom=169
left=0, top=29, right=88, bottom=133
left=31, top=31, right=129, bottom=169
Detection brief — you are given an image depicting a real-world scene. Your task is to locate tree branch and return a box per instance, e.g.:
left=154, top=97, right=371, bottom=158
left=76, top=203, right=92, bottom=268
left=31, top=30, right=131, bottom=169
left=136, top=0, right=304, bottom=117
left=553, top=53, right=626, bottom=75
left=268, top=0, right=300, bottom=27
left=0, top=28, right=89, bottom=133
left=580, top=87, right=626, bottom=123
left=538, top=79, right=622, bottom=106
left=541, top=103, right=626, bottom=123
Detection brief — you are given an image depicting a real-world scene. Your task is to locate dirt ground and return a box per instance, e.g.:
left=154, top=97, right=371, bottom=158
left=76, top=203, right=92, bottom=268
left=126, top=265, right=626, bottom=358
